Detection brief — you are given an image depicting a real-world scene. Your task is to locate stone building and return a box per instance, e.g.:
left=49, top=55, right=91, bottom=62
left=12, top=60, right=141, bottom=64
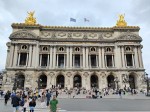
left=3, top=13, right=146, bottom=91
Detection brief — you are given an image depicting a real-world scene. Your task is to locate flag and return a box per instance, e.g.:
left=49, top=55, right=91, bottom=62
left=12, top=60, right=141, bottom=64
left=84, top=18, right=89, bottom=22
left=70, top=18, right=76, bottom=22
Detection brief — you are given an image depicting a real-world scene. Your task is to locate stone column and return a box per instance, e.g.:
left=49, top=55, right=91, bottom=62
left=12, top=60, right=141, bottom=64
left=66, top=47, right=69, bottom=68
left=6, top=47, right=10, bottom=67
left=134, top=46, right=139, bottom=68
left=98, top=47, right=102, bottom=68
left=80, top=54, right=82, bottom=67
left=121, top=46, right=125, bottom=68
left=28, top=45, right=32, bottom=67
left=73, top=54, right=75, bottom=67
left=104, top=55, right=107, bottom=67
left=132, top=54, right=135, bottom=67
left=85, top=47, right=89, bottom=68
left=138, top=46, right=143, bottom=68
left=39, top=54, right=42, bottom=66
left=13, top=44, right=18, bottom=67
left=112, top=55, right=115, bottom=67
left=102, top=47, right=105, bottom=68
left=35, top=43, right=39, bottom=68
left=26, top=53, right=29, bottom=66
left=17, top=53, right=20, bottom=66
left=50, top=46, right=53, bottom=69
left=83, top=47, right=85, bottom=68
left=64, top=54, right=66, bottom=68
left=56, top=54, right=58, bottom=68
left=70, top=47, right=72, bottom=68
left=47, top=54, right=49, bottom=68
left=31, top=45, right=36, bottom=67
left=114, top=46, right=121, bottom=68
left=53, top=46, right=56, bottom=68
left=96, top=55, right=98, bottom=68
left=9, top=44, right=14, bottom=67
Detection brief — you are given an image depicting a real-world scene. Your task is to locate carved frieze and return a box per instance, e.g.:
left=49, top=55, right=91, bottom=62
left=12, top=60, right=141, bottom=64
left=10, top=30, right=37, bottom=39
left=41, top=31, right=51, bottom=38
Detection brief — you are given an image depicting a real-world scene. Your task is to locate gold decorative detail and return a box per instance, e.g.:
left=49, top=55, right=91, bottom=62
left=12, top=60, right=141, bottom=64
left=25, top=11, right=36, bottom=25
left=116, top=14, right=127, bottom=27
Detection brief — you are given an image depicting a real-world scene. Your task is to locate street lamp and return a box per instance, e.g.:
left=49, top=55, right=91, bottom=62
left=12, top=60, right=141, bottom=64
left=114, top=77, right=119, bottom=92
left=145, top=72, right=150, bottom=96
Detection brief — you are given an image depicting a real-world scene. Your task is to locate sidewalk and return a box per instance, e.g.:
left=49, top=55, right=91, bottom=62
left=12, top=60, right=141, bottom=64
left=57, top=92, right=150, bottom=100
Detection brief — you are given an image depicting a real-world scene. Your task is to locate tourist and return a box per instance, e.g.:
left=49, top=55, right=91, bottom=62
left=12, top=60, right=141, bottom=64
left=118, top=89, right=122, bottom=98
left=4, top=92, right=9, bottom=105
left=46, top=90, right=51, bottom=106
left=12, top=92, right=21, bottom=112
left=40, top=92, right=46, bottom=108
left=50, top=95, right=58, bottom=112
left=29, top=98, right=36, bottom=112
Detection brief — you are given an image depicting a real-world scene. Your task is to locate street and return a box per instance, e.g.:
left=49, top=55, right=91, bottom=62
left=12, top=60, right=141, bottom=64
left=1, top=97, right=150, bottom=112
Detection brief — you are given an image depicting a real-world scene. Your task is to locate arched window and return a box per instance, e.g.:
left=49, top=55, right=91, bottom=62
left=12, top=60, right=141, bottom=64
left=91, top=47, right=96, bottom=51
left=21, top=45, right=27, bottom=50
left=75, top=47, right=80, bottom=52
left=106, top=47, right=111, bottom=52
left=126, top=47, right=131, bottom=51
left=59, top=47, right=64, bottom=51
left=43, top=47, right=48, bottom=51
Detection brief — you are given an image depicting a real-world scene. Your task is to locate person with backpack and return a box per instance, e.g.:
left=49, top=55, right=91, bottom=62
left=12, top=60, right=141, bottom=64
left=29, top=98, right=36, bottom=112
left=4, top=92, right=9, bottom=105
left=12, top=92, right=21, bottom=112
left=46, top=90, right=51, bottom=107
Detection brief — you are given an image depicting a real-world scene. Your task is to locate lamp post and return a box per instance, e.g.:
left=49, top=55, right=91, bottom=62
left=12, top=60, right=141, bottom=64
left=145, top=72, right=150, bottom=96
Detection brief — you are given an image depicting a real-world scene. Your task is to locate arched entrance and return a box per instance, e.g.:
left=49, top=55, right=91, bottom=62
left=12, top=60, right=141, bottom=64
left=107, top=75, right=115, bottom=89
left=91, top=75, right=98, bottom=88
left=39, top=74, right=47, bottom=89
left=73, top=75, right=82, bottom=88
left=129, top=74, right=136, bottom=89
left=15, top=74, right=25, bottom=90
left=56, top=75, right=65, bottom=88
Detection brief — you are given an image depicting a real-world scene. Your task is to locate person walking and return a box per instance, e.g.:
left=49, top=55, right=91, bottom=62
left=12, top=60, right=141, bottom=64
left=4, top=92, right=9, bottom=105
left=11, top=92, right=21, bottom=112
left=46, top=90, right=51, bottom=107
left=118, top=89, right=122, bottom=98
left=29, top=98, right=36, bottom=112
left=50, top=95, right=58, bottom=112
left=40, top=92, right=46, bottom=108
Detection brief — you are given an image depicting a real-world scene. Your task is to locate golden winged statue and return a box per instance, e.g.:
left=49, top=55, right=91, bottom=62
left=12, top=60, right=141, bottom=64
left=116, top=14, right=127, bottom=27
left=25, top=11, right=36, bottom=24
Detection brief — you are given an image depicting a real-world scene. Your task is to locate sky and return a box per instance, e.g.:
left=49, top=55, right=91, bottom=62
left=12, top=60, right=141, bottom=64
left=0, top=0, right=150, bottom=74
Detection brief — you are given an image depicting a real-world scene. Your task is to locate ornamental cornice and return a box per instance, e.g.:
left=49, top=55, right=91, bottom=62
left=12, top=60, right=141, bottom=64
left=9, top=30, right=38, bottom=40
left=116, top=32, right=142, bottom=41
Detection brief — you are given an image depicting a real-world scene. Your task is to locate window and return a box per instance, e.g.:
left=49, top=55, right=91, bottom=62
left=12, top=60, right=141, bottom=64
left=126, top=54, right=133, bottom=66
left=59, top=47, right=64, bottom=51
left=106, top=47, right=111, bottom=52
left=43, top=47, right=48, bottom=51
left=21, top=45, right=27, bottom=50
left=91, top=47, right=96, bottom=52
left=75, top=47, right=80, bottom=52
left=126, top=47, right=131, bottom=51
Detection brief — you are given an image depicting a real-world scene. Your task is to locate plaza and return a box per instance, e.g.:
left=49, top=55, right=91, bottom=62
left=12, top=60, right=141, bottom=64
left=1, top=93, right=150, bottom=112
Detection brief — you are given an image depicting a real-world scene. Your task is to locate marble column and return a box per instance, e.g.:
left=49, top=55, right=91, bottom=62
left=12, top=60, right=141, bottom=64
left=35, top=43, right=39, bottom=68
left=17, top=53, right=20, bottom=66
left=85, top=47, right=89, bottom=68
left=47, top=54, right=49, bottom=68
left=83, top=47, right=85, bottom=68
left=121, top=46, right=125, bottom=68
left=39, top=54, right=42, bottom=66
left=28, top=45, right=32, bottom=67
left=98, top=47, right=102, bottom=68
left=134, top=46, right=139, bottom=68
left=9, top=44, right=14, bottom=67
left=138, top=46, right=143, bottom=68
left=114, top=46, right=121, bottom=68
left=26, top=53, right=29, bottom=66
left=132, top=54, right=135, bottom=67
left=53, top=46, right=56, bottom=68
left=102, top=47, right=105, bottom=68
left=13, top=44, right=18, bottom=67
left=66, top=47, right=69, bottom=68
left=70, top=47, right=72, bottom=68
left=31, top=45, right=36, bottom=67
left=50, top=46, right=53, bottom=69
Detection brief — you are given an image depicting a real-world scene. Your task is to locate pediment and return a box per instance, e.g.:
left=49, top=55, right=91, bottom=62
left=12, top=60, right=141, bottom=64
left=9, top=30, right=37, bottom=39
left=117, top=32, right=142, bottom=41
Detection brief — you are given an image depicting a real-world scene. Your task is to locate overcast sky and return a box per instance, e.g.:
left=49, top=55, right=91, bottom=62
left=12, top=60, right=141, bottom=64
left=0, top=0, right=150, bottom=74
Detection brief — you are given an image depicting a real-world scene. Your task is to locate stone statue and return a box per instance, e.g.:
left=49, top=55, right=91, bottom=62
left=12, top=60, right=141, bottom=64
left=122, top=74, right=128, bottom=83
left=25, top=11, right=36, bottom=24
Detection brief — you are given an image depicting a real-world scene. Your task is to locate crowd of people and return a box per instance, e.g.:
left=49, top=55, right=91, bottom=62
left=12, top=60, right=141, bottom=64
left=0, top=86, right=144, bottom=112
